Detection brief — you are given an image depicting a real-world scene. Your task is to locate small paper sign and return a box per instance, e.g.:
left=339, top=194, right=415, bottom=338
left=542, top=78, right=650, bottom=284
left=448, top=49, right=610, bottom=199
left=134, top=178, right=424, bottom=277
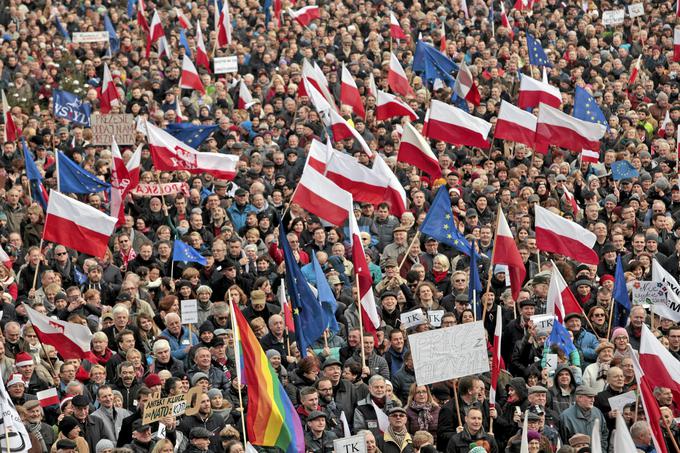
left=627, top=3, right=644, bottom=17
left=214, top=56, right=238, bottom=74
left=602, top=9, right=625, bottom=25
left=181, top=299, right=198, bottom=325
left=400, top=308, right=427, bottom=329
left=427, top=310, right=445, bottom=327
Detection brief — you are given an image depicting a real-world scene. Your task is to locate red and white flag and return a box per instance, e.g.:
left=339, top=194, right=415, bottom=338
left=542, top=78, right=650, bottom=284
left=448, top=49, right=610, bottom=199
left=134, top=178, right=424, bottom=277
left=389, top=12, right=407, bottom=40
left=306, top=139, right=333, bottom=174
left=2, top=90, right=18, bottom=143
left=146, top=121, right=239, bottom=179
left=137, top=0, right=149, bottom=32
left=340, top=63, right=365, bottom=118
left=659, top=110, right=671, bottom=137
left=500, top=2, right=514, bottom=40
left=677, top=0, right=680, bottom=16
left=581, top=149, right=600, bottom=163
left=398, top=122, right=441, bottom=177
left=387, top=52, right=414, bottom=97
left=492, top=208, right=526, bottom=300
left=238, top=80, right=255, bottom=109
left=373, top=154, right=408, bottom=216
left=217, top=0, right=233, bottom=47
left=195, top=22, right=211, bottom=73
left=110, top=137, right=132, bottom=226
left=453, top=61, right=481, bottom=106
left=535, top=205, right=598, bottom=264
left=349, top=202, right=381, bottom=334
left=628, top=54, right=642, bottom=87
left=514, top=0, right=533, bottom=11
left=292, top=166, right=352, bottom=226
left=518, top=74, right=561, bottom=109
left=37, top=388, right=60, bottom=408
left=563, top=186, right=580, bottom=215
left=425, top=99, right=491, bottom=148
left=0, top=245, right=12, bottom=269
left=125, top=144, right=142, bottom=191
left=180, top=55, right=205, bottom=94
left=546, top=263, right=584, bottom=322
left=367, top=72, right=378, bottom=99
left=494, top=100, right=537, bottom=148
left=674, top=27, right=680, bottom=62
left=43, top=191, right=117, bottom=258
left=439, top=22, right=446, bottom=52
left=299, top=60, right=336, bottom=110
left=25, top=304, right=95, bottom=360
left=175, top=8, right=192, bottom=29
left=376, top=90, right=417, bottom=121
left=146, top=10, right=167, bottom=58
left=489, top=305, right=503, bottom=408
left=288, top=5, right=319, bottom=27
left=99, top=63, right=119, bottom=114
left=535, top=103, right=606, bottom=153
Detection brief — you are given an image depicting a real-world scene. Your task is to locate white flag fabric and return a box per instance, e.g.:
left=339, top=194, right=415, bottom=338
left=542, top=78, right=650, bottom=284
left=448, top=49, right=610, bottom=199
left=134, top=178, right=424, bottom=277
left=0, top=374, right=31, bottom=453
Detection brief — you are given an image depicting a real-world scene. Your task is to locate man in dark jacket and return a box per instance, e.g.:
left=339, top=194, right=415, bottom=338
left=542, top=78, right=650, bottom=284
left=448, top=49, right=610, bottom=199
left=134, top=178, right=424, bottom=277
left=187, top=347, right=230, bottom=396
left=71, top=394, right=108, bottom=453
left=178, top=392, right=226, bottom=452
left=322, top=359, right=365, bottom=425
left=123, top=420, right=155, bottom=453
left=117, top=387, right=154, bottom=447
left=111, top=361, right=142, bottom=411
left=304, top=411, right=338, bottom=453
left=376, top=407, right=414, bottom=453
left=437, top=376, right=490, bottom=451
left=446, top=406, right=498, bottom=453
left=185, top=427, right=212, bottom=453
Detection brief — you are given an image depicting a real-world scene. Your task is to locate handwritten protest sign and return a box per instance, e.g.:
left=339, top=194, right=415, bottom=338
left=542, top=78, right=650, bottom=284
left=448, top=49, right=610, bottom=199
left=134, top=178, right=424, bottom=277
left=181, top=299, right=198, bottom=325
left=333, top=434, right=367, bottom=453
left=91, top=114, right=135, bottom=145
left=73, top=31, right=109, bottom=43
left=608, top=391, right=636, bottom=413
left=400, top=309, right=426, bottom=329
left=143, top=387, right=202, bottom=424
left=627, top=3, right=644, bottom=17
left=214, top=56, right=238, bottom=74
left=602, top=9, right=625, bottom=25
left=410, top=322, right=489, bottom=386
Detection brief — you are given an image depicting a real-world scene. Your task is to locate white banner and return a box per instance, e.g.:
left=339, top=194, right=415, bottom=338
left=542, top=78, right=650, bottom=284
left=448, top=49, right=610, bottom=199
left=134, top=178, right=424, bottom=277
left=181, top=299, right=198, bottom=325
left=602, top=9, right=625, bottom=25
left=410, top=321, right=489, bottom=386
left=651, top=260, right=680, bottom=322
left=333, top=434, right=367, bottom=453
left=131, top=182, right=190, bottom=197
left=627, top=3, right=644, bottom=17
left=0, top=375, right=31, bottom=453
left=73, top=31, right=110, bottom=43
left=214, top=56, right=238, bottom=74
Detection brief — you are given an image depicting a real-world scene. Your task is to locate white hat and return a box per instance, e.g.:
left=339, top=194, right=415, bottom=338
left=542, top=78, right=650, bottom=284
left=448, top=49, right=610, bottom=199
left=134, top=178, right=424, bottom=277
left=6, top=374, right=24, bottom=388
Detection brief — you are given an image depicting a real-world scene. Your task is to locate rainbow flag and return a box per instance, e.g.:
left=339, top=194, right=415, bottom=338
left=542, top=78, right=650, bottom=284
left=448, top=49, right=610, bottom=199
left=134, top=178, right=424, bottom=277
left=231, top=302, right=305, bottom=453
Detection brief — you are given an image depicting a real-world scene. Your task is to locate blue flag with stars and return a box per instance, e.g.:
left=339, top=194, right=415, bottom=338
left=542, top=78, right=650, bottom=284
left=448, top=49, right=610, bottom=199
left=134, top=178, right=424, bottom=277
left=165, top=123, right=219, bottom=149
left=179, top=28, right=192, bottom=57
left=172, top=239, right=207, bottom=265
left=280, top=226, right=326, bottom=358
left=420, top=186, right=477, bottom=257
left=311, top=252, right=340, bottom=333
left=613, top=254, right=631, bottom=328
left=413, top=40, right=459, bottom=75
left=545, top=319, right=576, bottom=356
left=573, top=86, right=608, bottom=130
left=55, top=16, right=70, bottom=41
left=57, top=152, right=111, bottom=194
left=611, top=160, right=640, bottom=181
left=22, top=139, right=48, bottom=211
left=526, top=33, right=552, bottom=67
left=74, top=267, right=88, bottom=285
left=468, top=239, right=483, bottom=319
left=104, top=14, right=120, bottom=54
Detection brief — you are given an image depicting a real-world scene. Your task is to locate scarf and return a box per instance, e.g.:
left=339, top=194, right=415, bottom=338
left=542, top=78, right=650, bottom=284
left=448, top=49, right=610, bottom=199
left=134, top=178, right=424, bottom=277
left=387, top=425, right=407, bottom=448
left=432, top=270, right=448, bottom=283
left=409, top=401, right=434, bottom=431
left=596, top=360, right=610, bottom=380
left=27, top=421, right=47, bottom=453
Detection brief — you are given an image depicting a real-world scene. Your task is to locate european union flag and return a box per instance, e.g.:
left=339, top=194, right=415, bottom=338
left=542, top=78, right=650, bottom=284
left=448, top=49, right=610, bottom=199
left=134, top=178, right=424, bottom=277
left=468, top=239, right=483, bottom=319
left=423, top=53, right=456, bottom=87
left=545, top=319, right=576, bottom=356
left=280, top=226, right=325, bottom=358
left=172, top=239, right=207, bottom=265
left=57, top=152, right=111, bottom=194
left=611, top=160, right=640, bottom=181
left=164, top=123, right=219, bottom=149
left=179, top=28, right=192, bottom=57
left=22, top=139, right=48, bottom=211
left=55, top=16, right=70, bottom=41
left=573, top=86, right=608, bottom=129
left=264, top=0, right=272, bottom=26
left=451, top=92, right=470, bottom=113
left=127, top=0, right=136, bottom=18
left=413, top=40, right=459, bottom=75
left=312, top=252, right=340, bottom=333
left=420, top=186, right=477, bottom=256
left=613, top=255, right=630, bottom=328
left=104, top=14, right=120, bottom=54
left=74, top=267, right=88, bottom=285
left=53, top=90, right=91, bottom=126
left=526, top=33, right=552, bottom=67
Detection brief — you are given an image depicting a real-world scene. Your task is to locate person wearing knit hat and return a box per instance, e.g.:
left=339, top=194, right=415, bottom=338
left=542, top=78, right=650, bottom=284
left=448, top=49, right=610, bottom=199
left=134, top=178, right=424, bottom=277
left=57, top=415, right=80, bottom=439
left=143, top=373, right=162, bottom=391
left=95, top=439, right=114, bottom=453
left=468, top=444, right=487, bottom=453
left=610, top=326, right=631, bottom=358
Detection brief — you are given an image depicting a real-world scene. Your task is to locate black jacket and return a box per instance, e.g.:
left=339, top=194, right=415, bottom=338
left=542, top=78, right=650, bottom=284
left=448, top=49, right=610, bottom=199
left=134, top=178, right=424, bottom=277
left=178, top=412, right=226, bottom=453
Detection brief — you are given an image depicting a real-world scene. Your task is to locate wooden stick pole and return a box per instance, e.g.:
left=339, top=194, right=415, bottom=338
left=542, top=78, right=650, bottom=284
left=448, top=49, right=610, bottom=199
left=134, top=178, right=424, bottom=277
left=31, top=239, right=44, bottom=292
left=452, top=380, right=462, bottom=428
left=397, top=231, right=420, bottom=271
left=356, top=273, right=366, bottom=369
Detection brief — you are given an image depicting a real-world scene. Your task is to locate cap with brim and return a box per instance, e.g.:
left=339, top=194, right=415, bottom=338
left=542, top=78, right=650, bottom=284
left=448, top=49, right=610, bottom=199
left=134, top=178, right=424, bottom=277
left=388, top=406, right=407, bottom=416
left=528, top=385, right=548, bottom=395
left=307, top=410, right=328, bottom=421
left=564, top=312, right=582, bottom=322
left=575, top=386, right=597, bottom=396
left=322, top=359, right=342, bottom=369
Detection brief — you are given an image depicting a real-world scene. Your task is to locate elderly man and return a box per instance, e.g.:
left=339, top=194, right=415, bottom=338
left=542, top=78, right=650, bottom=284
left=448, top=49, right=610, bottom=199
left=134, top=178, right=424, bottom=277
left=160, top=312, right=198, bottom=361
left=149, top=339, right=184, bottom=375
left=187, top=346, right=230, bottom=395
left=23, top=400, right=56, bottom=452
left=353, top=375, right=398, bottom=434
left=559, top=386, right=608, bottom=452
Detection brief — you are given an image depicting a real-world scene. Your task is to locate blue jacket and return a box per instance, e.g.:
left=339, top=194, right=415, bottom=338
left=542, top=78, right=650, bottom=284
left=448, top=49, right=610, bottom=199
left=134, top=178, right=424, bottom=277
left=160, top=327, right=199, bottom=362
left=573, top=328, right=600, bottom=367
left=227, top=203, right=255, bottom=231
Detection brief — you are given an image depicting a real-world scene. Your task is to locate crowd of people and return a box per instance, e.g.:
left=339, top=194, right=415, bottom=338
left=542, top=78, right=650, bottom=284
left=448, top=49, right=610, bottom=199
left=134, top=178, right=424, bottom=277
left=0, top=0, right=678, bottom=453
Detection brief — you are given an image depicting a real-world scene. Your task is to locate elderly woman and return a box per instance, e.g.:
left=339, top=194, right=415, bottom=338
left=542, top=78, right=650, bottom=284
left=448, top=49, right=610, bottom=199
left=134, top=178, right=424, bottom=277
left=611, top=327, right=632, bottom=360
left=582, top=342, right=615, bottom=392
left=405, top=384, right=440, bottom=442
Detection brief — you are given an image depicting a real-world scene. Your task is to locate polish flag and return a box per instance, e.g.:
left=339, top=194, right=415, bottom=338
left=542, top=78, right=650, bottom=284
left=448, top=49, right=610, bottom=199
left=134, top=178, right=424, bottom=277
left=146, top=10, right=166, bottom=58
left=306, top=139, right=333, bottom=174
left=535, top=205, right=598, bottom=264
left=0, top=245, right=12, bottom=269
left=195, top=22, right=211, bottom=73
left=398, top=122, right=441, bottom=177
left=349, top=201, right=381, bottom=334
left=659, top=110, right=671, bottom=137
left=180, top=55, right=205, bottom=94
left=217, top=0, right=233, bottom=47
left=37, top=388, right=60, bottom=408
left=110, top=137, right=131, bottom=226
left=238, top=80, right=255, bottom=109
left=439, top=22, right=446, bottom=52
left=175, top=8, right=192, bottom=29
left=514, top=0, right=533, bottom=11
left=125, top=144, right=142, bottom=191
left=563, top=187, right=580, bottom=215
left=43, top=191, right=117, bottom=258
left=500, top=2, right=514, bottom=40
left=675, top=27, right=680, bottom=62
left=389, top=12, right=407, bottom=40
left=137, top=0, right=149, bottom=33
left=25, top=304, right=95, bottom=360
left=489, top=305, right=503, bottom=408
left=425, top=99, right=491, bottom=148
left=376, top=90, right=417, bottom=121
left=628, top=54, right=642, bottom=87
left=518, top=74, right=561, bottom=109
left=492, top=208, right=526, bottom=300
left=99, top=63, right=119, bottom=114
left=373, top=154, right=408, bottom=217
left=387, top=52, right=414, bottom=97
left=546, top=263, right=585, bottom=322
left=340, top=63, right=365, bottom=118
left=494, top=100, right=537, bottom=148
left=299, top=60, right=336, bottom=110
left=288, top=5, right=319, bottom=27
left=367, top=72, right=378, bottom=99
left=581, top=149, right=600, bottom=163
left=146, top=121, right=239, bottom=179
left=535, top=103, right=606, bottom=153
left=291, top=166, right=352, bottom=226
left=632, top=328, right=674, bottom=453
left=453, top=61, right=481, bottom=105
left=2, top=90, right=18, bottom=143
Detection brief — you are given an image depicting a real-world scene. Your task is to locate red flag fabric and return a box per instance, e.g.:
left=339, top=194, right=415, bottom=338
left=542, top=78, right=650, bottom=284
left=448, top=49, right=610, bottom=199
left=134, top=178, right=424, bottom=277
left=518, top=74, right=561, bottom=109
left=389, top=12, right=407, bottom=39
left=675, top=27, right=680, bottom=62
left=580, top=149, right=600, bottom=163
left=282, top=301, right=295, bottom=333
left=2, top=90, right=18, bottom=143
left=398, top=122, right=441, bottom=178
left=110, top=138, right=130, bottom=226
left=453, top=61, right=481, bottom=105
left=628, top=55, right=642, bottom=86
left=25, top=303, right=94, bottom=360
left=349, top=206, right=380, bottom=334
left=340, top=63, right=365, bottom=118
left=489, top=305, right=503, bottom=407
left=288, top=5, right=319, bottom=26
left=535, top=103, right=606, bottom=153
left=43, top=191, right=117, bottom=258
left=291, top=165, right=352, bottom=226
left=439, top=22, right=446, bottom=51
left=125, top=144, right=142, bottom=192
left=500, top=3, right=514, bottom=40
left=535, top=205, right=598, bottom=264
left=180, top=55, right=205, bottom=94
left=387, top=52, right=414, bottom=97
left=37, top=388, right=60, bottom=408
left=100, top=63, right=119, bottom=114
left=494, top=100, right=537, bottom=148
left=175, top=8, right=192, bottom=29
left=546, top=264, right=585, bottom=322
left=195, top=23, right=211, bottom=73
left=137, top=0, right=150, bottom=32
left=376, top=90, right=417, bottom=121
left=238, top=80, right=255, bottom=109
left=639, top=325, right=680, bottom=415
left=425, top=99, right=492, bottom=148
left=146, top=10, right=166, bottom=58
left=493, top=208, right=526, bottom=300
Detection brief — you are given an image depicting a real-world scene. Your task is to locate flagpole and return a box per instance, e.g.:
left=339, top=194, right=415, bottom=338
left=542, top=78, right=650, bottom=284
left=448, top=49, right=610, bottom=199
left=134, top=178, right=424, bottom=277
left=606, top=299, right=615, bottom=339
left=228, top=298, right=248, bottom=445
left=31, top=239, right=44, bottom=292
left=452, top=379, right=463, bottom=428
left=663, top=417, right=680, bottom=453
left=483, top=206, right=501, bottom=321
left=397, top=230, right=420, bottom=271
left=355, top=273, right=366, bottom=370
left=55, top=149, right=61, bottom=192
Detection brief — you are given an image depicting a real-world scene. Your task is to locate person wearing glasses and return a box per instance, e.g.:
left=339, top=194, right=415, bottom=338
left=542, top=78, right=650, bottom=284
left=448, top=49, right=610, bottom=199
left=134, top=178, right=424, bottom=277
left=376, top=407, right=414, bottom=453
